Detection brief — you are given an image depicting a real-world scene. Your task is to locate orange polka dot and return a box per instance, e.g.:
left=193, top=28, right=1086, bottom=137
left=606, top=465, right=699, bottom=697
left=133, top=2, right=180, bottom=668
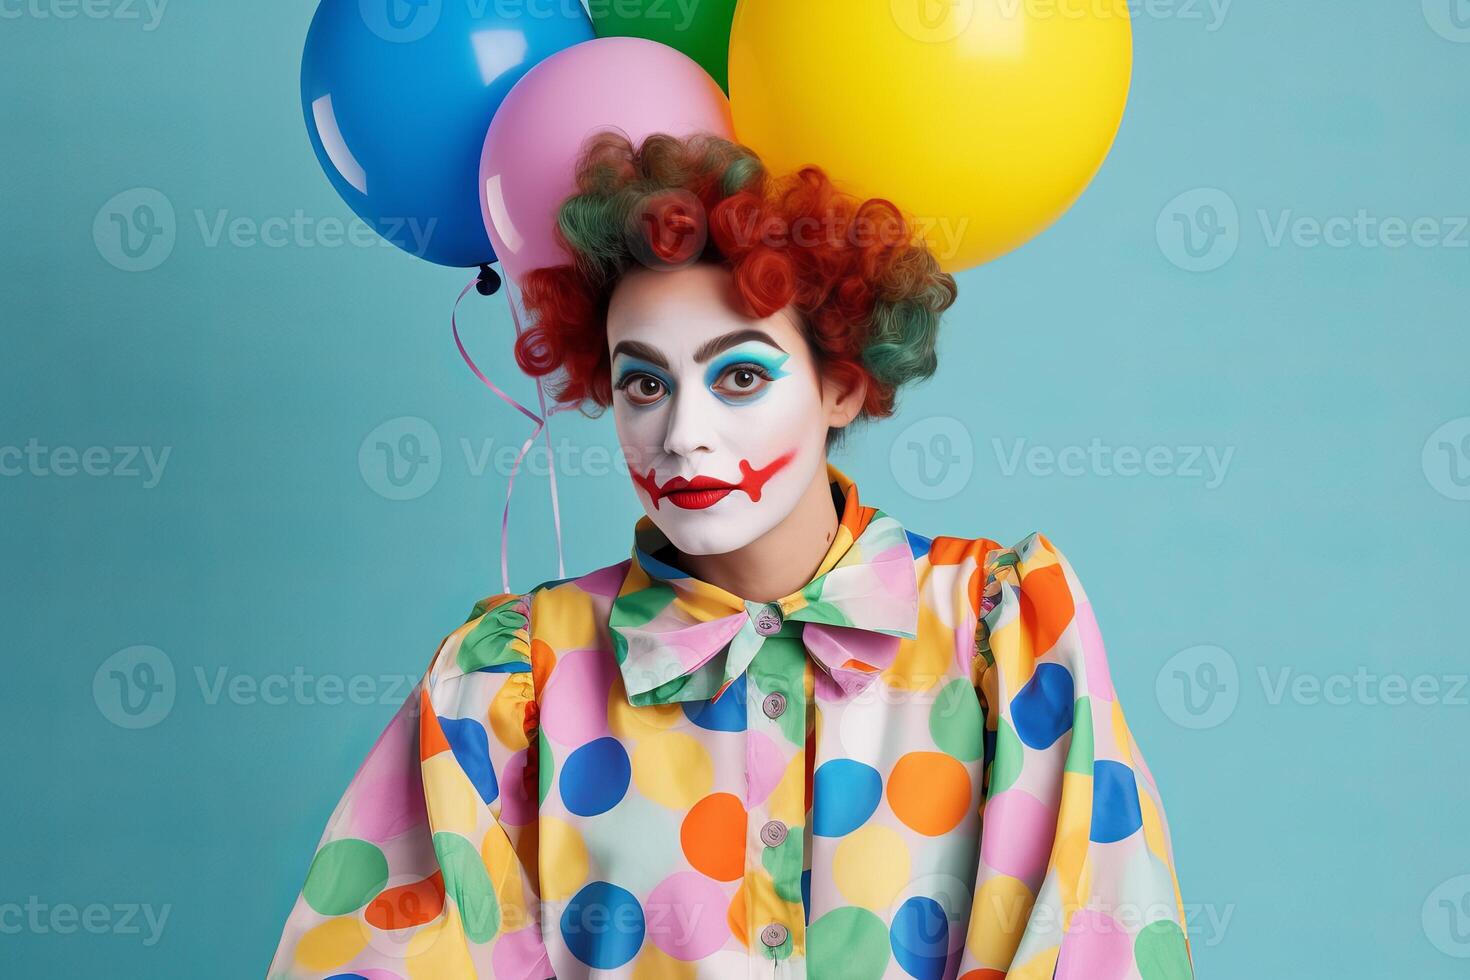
left=418, top=686, right=450, bottom=762
left=887, top=751, right=971, bottom=836
left=366, top=871, right=444, bottom=930
left=530, top=638, right=556, bottom=695
left=681, top=792, right=747, bottom=881
left=926, top=535, right=976, bottom=567
left=1019, top=563, right=1073, bottom=658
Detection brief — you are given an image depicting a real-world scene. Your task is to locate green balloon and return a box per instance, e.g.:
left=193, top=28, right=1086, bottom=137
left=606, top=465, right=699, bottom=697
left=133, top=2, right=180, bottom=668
left=590, top=0, right=739, bottom=91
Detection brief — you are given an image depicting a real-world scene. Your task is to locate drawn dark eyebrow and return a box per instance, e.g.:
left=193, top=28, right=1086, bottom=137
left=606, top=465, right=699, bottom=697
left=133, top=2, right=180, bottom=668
left=609, top=341, right=670, bottom=371
left=692, top=329, right=787, bottom=364
left=612, top=330, right=787, bottom=371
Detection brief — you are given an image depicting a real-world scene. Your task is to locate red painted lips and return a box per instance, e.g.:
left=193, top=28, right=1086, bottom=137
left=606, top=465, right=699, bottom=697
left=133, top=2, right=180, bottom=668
left=630, top=451, right=796, bottom=511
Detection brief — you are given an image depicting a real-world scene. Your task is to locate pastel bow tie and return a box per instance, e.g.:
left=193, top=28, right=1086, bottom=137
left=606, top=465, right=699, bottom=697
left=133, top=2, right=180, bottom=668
left=609, top=510, right=921, bottom=706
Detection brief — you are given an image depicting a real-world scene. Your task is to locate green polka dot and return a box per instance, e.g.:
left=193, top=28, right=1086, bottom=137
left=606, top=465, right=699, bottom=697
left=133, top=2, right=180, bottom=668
left=1135, top=919, right=1192, bottom=980
left=302, top=838, right=389, bottom=915
left=537, top=728, right=555, bottom=807
left=608, top=586, right=674, bottom=665
left=1065, top=696, right=1095, bottom=775
left=988, top=716, right=1023, bottom=796
left=808, top=905, right=889, bottom=980
left=749, top=637, right=807, bottom=746
left=433, top=831, right=500, bottom=942
left=761, top=832, right=804, bottom=903
left=458, top=598, right=529, bottom=672
left=930, top=678, right=984, bottom=761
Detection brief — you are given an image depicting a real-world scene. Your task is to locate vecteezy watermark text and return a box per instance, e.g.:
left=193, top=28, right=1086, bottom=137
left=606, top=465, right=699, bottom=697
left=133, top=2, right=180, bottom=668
left=0, top=897, right=170, bottom=947
left=0, top=439, right=171, bottom=488
left=1158, top=188, right=1469, bottom=272
left=0, top=0, right=168, bottom=31
left=993, top=437, right=1234, bottom=489
left=93, top=645, right=420, bottom=729
left=1157, top=644, right=1470, bottom=729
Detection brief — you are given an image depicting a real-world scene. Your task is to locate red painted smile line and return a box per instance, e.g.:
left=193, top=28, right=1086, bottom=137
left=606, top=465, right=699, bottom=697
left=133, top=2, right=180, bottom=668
left=630, top=451, right=796, bottom=510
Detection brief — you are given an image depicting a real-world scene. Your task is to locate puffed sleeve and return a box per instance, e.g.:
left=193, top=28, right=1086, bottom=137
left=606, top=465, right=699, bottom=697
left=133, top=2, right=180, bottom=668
left=267, top=592, right=551, bottom=980
left=959, top=534, right=1195, bottom=980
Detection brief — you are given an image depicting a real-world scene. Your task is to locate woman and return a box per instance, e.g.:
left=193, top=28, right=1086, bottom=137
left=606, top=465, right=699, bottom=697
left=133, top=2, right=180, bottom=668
left=269, top=133, right=1194, bottom=980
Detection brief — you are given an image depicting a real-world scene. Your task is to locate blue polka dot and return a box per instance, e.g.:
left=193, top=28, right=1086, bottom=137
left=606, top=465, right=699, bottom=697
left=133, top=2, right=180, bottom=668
left=905, top=530, right=933, bottom=559
left=1011, top=662, right=1075, bottom=749
left=812, top=759, right=883, bottom=837
left=560, top=737, right=631, bottom=817
left=801, top=868, right=812, bottom=925
left=890, top=896, right=949, bottom=980
left=438, top=716, right=497, bottom=805
left=560, top=880, right=644, bottom=969
left=684, top=674, right=747, bottom=732
left=1091, top=760, right=1144, bottom=843
left=475, top=661, right=530, bottom=673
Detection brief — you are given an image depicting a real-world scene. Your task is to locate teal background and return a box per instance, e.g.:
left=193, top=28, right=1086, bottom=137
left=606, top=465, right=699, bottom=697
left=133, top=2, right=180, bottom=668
left=2, top=2, right=1468, bottom=977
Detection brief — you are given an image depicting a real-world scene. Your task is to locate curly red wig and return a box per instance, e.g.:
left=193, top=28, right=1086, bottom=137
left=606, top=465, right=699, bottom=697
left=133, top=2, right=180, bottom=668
left=514, top=131, right=957, bottom=421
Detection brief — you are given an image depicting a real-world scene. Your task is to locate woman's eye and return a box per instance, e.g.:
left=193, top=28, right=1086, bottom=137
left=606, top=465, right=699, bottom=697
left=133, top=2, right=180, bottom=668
left=620, top=374, right=667, bottom=406
left=712, top=365, right=771, bottom=399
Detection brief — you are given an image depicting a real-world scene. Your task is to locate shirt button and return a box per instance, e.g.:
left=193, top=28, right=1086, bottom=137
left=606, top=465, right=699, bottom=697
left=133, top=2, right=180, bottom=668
left=753, top=603, right=783, bottom=636
left=760, top=922, right=789, bottom=948
left=760, top=820, right=788, bottom=847
left=761, top=691, right=787, bottom=719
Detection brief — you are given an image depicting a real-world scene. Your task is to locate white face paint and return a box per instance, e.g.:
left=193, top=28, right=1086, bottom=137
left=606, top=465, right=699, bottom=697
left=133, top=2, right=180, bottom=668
left=607, top=263, right=832, bottom=556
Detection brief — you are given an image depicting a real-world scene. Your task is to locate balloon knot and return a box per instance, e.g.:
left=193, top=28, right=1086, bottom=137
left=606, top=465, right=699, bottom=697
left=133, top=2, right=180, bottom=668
left=475, top=263, right=502, bottom=296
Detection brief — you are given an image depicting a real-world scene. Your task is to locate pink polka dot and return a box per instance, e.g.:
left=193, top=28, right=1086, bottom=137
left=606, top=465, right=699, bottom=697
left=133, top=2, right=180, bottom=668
left=745, top=731, right=787, bottom=808
left=1075, top=602, right=1115, bottom=701
left=540, top=648, right=614, bottom=747
left=979, top=789, right=1056, bottom=891
left=646, top=872, right=730, bottom=960
left=498, top=748, right=535, bottom=826
left=1055, top=910, right=1131, bottom=980
left=492, top=925, right=553, bottom=979
left=349, top=703, right=428, bottom=842
left=575, top=561, right=629, bottom=598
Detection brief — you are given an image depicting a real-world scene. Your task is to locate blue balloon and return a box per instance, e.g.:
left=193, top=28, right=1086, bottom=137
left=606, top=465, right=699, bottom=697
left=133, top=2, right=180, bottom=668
left=301, top=0, right=593, bottom=267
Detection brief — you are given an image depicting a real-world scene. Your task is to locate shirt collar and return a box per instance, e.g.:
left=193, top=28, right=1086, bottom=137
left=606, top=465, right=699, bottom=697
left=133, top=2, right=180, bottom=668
left=608, top=463, right=921, bottom=706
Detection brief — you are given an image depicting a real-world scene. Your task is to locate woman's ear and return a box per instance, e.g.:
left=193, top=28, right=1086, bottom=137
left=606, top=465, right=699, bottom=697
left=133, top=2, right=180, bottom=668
left=822, top=364, right=868, bottom=431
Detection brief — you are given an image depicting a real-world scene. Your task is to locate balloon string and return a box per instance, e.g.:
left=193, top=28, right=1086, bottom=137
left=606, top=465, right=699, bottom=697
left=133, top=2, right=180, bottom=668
left=451, top=274, right=570, bottom=594
left=506, top=283, right=568, bottom=580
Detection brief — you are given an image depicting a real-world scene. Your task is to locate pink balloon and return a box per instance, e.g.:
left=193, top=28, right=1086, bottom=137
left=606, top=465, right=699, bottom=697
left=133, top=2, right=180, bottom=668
left=479, top=37, right=734, bottom=288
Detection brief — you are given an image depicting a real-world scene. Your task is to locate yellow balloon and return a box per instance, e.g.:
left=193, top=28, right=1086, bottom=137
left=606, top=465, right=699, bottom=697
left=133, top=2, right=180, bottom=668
left=728, top=0, right=1132, bottom=271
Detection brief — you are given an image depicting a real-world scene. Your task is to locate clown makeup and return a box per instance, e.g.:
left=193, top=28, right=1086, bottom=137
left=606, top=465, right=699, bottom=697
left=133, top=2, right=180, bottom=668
left=607, top=263, right=840, bottom=557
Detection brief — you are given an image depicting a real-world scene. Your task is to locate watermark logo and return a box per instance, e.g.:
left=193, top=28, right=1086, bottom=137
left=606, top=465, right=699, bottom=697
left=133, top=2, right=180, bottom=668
left=95, top=187, right=440, bottom=271
left=1156, top=644, right=1238, bottom=729
left=359, top=416, right=442, bottom=500
left=1157, top=188, right=1239, bottom=272
left=1423, top=0, right=1470, bottom=42
left=992, top=437, right=1233, bottom=489
left=93, top=647, right=420, bottom=726
left=1422, top=417, right=1470, bottom=501
left=890, top=415, right=974, bottom=500
left=1423, top=874, right=1470, bottom=957
left=93, top=645, right=176, bottom=730
left=892, top=0, right=976, bottom=43
left=93, top=188, right=176, bottom=273
left=361, top=0, right=441, bottom=43
left=1160, top=189, right=1468, bottom=269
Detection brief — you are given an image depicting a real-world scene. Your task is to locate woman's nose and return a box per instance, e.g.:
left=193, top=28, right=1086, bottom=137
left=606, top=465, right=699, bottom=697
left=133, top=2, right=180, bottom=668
left=661, top=389, right=714, bottom=458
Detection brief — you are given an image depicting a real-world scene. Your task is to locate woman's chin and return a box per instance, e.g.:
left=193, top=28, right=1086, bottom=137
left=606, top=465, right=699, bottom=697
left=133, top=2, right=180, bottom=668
left=648, top=504, right=770, bottom=557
